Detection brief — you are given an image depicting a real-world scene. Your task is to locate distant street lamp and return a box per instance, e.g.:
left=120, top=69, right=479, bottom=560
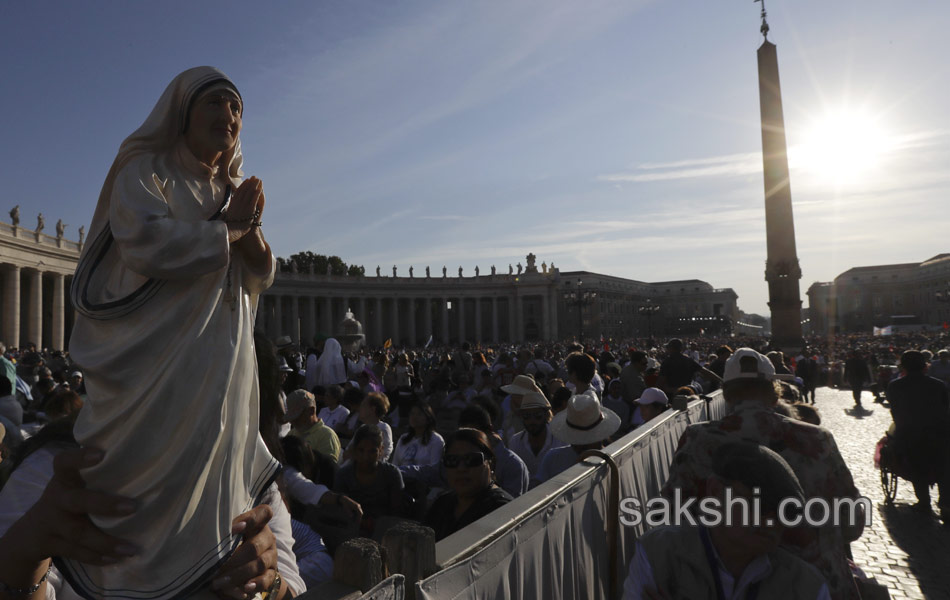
left=562, top=279, right=597, bottom=340
left=936, top=280, right=950, bottom=326
left=638, top=300, right=661, bottom=339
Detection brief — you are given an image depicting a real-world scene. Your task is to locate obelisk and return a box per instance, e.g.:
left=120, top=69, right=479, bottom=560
left=756, top=0, right=803, bottom=351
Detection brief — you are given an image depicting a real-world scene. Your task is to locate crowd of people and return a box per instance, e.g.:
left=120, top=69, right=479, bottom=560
left=2, top=328, right=947, bottom=597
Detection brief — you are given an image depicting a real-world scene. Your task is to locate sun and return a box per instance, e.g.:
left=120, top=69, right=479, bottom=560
left=792, top=107, right=894, bottom=184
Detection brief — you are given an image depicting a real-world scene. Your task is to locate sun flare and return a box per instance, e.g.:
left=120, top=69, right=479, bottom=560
left=793, top=107, right=894, bottom=184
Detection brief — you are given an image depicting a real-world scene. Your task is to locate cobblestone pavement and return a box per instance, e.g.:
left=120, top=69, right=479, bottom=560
left=816, top=386, right=950, bottom=599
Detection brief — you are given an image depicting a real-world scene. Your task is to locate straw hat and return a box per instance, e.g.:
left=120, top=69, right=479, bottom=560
left=501, top=374, right=541, bottom=395
left=518, top=391, right=551, bottom=411
left=550, top=390, right=620, bottom=445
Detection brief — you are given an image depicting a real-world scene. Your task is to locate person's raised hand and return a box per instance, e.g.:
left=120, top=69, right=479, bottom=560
left=211, top=504, right=278, bottom=600
left=8, top=447, right=139, bottom=567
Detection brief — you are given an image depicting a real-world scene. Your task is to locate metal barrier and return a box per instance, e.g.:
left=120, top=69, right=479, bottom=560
left=414, top=391, right=724, bottom=600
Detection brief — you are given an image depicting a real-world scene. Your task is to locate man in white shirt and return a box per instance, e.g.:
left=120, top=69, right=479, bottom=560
left=535, top=390, right=620, bottom=486
left=524, top=348, right=555, bottom=378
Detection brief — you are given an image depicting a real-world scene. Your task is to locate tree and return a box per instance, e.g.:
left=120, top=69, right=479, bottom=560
left=276, top=251, right=365, bottom=276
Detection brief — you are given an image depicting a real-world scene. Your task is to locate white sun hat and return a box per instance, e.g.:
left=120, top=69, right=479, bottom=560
left=550, top=390, right=621, bottom=446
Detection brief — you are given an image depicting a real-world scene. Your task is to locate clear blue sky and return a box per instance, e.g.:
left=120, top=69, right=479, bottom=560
left=3, top=1, right=948, bottom=315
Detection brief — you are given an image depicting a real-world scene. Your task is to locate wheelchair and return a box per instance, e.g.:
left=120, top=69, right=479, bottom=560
left=875, top=431, right=941, bottom=505
left=875, top=434, right=899, bottom=503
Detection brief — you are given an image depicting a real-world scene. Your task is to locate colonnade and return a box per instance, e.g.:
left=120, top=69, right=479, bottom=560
left=0, top=264, right=74, bottom=351
left=257, top=289, right=558, bottom=347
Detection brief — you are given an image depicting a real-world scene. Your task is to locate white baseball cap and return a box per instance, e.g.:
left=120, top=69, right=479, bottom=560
left=635, top=387, right=669, bottom=406
left=723, top=348, right=777, bottom=382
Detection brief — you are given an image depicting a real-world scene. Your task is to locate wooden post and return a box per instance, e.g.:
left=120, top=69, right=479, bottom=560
left=382, top=522, right=437, bottom=600
left=333, top=537, right=388, bottom=591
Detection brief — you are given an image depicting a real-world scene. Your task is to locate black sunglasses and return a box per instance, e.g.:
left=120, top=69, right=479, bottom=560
left=443, top=452, right=487, bottom=469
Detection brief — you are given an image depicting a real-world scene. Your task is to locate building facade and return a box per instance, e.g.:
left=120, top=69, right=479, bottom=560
left=807, top=253, right=950, bottom=334
left=555, top=272, right=739, bottom=341
left=0, top=219, right=80, bottom=351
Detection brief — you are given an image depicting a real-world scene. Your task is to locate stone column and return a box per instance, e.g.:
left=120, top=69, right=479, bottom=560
left=290, top=295, right=300, bottom=344
left=357, top=297, right=367, bottom=328
left=390, top=298, right=400, bottom=345
left=491, top=297, right=499, bottom=343
left=3, top=266, right=21, bottom=348
left=516, top=294, right=525, bottom=343
left=474, top=297, right=482, bottom=343
left=52, top=273, right=65, bottom=351
left=274, top=295, right=284, bottom=337
left=300, top=296, right=317, bottom=347
left=541, top=293, right=550, bottom=341
left=549, top=289, right=559, bottom=340
left=374, top=297, right=383, bottom=346
left=508, top=296, right=517, bottom=343
left=458, top=297, right=466, bottom=342
left=407, top=298, right=417, bottom=347
left=27, top=269, right=42, bottom=348
left=322, top=297, right=333, bottom=334
left=423, top=298, right=433, bottom=342
left=311, top=296, right=320, bottom=339
left=440, top=297, right=449, bottom=343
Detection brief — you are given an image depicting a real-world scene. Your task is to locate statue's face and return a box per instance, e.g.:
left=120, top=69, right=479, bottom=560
left=184, top=89, right=242, bottom=159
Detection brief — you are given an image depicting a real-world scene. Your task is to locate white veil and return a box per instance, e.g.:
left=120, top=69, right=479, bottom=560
left=312, top=338, right=348, bottom=386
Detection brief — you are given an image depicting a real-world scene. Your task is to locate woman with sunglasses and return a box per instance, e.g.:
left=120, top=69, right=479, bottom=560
left=424, top=428, right=513, bottom=541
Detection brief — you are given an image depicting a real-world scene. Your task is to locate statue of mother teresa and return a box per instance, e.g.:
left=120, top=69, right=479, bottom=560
left=66, top=67, right=280, bottom=598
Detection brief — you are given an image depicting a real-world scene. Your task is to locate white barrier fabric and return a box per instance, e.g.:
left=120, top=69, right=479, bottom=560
left=416, top=469, right=611, bottom=599
left=358, top=574, right=405, bottom=600
left=415, top=394, right=724, bottom=600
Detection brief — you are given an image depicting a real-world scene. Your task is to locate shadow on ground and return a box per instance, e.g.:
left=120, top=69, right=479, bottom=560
left=879, top=503, right=950, bottom=598
left=844, top=406, right=876, bottom=419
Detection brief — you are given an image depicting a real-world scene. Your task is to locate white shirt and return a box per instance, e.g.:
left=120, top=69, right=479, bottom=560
left=534, top=445, right=579, bottom=486
left=282, top=466, right=329, bottom=506
left=525, top=359, right=554, bottom=376
left=508, top=427, right=566, bottom=478
left=318, top=404, right=350, bottom=430
left=392, top=432, right=445, bottom=467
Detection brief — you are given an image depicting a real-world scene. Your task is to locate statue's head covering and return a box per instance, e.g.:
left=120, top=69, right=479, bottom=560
left=84, top=67, right=244, bottom=245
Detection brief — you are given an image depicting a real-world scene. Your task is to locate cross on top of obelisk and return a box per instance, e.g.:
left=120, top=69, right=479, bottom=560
left=754, top=0, right=770, bottom=40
